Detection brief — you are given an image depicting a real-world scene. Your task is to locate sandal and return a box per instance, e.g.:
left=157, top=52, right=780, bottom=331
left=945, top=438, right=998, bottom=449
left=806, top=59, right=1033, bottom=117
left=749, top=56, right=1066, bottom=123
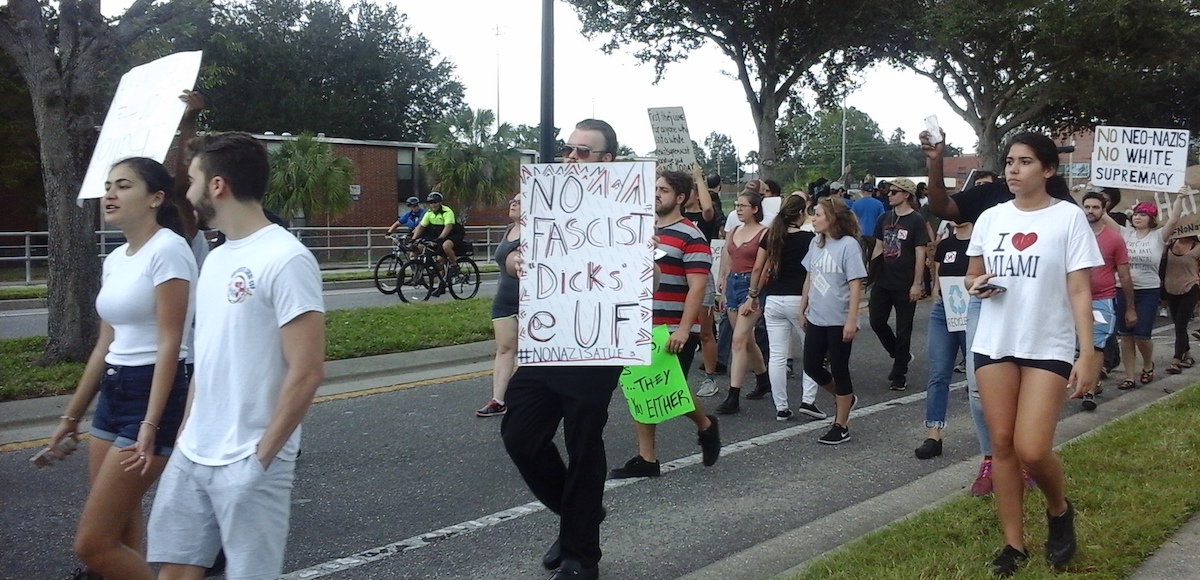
left=1118, top=379, right=1137, bottom=390
left=1166, top=363, right=1182, bottom=375
left=1181, top=355, right=1195, bottom=368
left=1140, top=366, right=1155, bottom=384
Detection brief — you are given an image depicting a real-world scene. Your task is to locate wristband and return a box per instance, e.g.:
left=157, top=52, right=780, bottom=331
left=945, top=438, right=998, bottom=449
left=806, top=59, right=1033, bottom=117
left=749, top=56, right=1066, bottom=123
left=140, top=420, right=159, bottom=430
left=748, top=289, right=760, bottom=298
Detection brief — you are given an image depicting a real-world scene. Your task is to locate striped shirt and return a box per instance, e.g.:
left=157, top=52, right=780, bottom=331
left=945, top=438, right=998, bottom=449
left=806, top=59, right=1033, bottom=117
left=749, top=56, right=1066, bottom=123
left=655, top=218, right=712, bottom=333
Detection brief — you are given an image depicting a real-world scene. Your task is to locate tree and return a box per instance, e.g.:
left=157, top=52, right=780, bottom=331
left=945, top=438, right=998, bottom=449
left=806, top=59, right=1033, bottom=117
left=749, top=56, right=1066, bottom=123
left=421, top=108, right=521, bottom=211
left=700, top=132, right=739, bottom=180
left=265, top=134, right=355, bottom=225
left=513, top=123, right=562, bottom=157
left=0, top=50, right=42, bottom=231
left=565, top=0, right=902, bottom=180
left=0, top=0, right=205, bottom=362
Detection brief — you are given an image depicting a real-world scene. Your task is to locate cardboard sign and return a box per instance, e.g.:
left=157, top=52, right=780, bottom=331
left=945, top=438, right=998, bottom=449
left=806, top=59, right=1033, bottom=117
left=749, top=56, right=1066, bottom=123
left=79, top=51, right=204, bottom=200
left=1145, top=191, right=1200, bottom=239
left=938, top=276, right=969, bottom=332
left=1091, top=125, right=1190, bottom=191
left=517, top=162, right=656, bottom=366
left=619, top=325, right=695, bottom=424
left=647, top=107, right=697, bottom=171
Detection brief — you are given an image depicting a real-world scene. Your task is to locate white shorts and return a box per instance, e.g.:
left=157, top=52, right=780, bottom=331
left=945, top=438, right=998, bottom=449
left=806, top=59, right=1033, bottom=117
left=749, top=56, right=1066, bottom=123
left=148, top=453, right=296, bottom=579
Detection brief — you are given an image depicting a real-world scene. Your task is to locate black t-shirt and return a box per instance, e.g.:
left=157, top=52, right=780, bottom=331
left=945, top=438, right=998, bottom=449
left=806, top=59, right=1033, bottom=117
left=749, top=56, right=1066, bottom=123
left=760, top=228, right=815, bottom=296
left=873, top=210, right=931, bottom=290
left=682, top=209, right=720, bottom=243
left=1109, top=211, right=1129, bottom=227
left=934, top=235, right=970, bottom=277
left=951, top=179, right=1076, bottom=224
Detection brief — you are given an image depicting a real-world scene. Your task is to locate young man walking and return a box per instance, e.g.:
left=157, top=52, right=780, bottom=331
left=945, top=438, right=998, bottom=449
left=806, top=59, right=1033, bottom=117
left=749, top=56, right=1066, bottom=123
left=148, top=132, right=326, bottom=580
left=868, top=177, right=928, bottom=391
left=1081, top=192, right=1136, bottom=411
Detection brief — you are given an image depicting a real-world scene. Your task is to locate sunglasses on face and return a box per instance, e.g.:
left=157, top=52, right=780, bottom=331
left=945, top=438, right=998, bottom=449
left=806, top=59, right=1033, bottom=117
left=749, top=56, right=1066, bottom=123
left=561, top=144, right=608, bottom=159
left=887, top=189, right=907, bottom=196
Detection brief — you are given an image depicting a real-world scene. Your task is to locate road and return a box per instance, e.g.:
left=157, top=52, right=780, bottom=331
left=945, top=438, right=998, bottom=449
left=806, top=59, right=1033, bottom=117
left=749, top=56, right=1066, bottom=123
left=2, top=302, right=1183, bottom=579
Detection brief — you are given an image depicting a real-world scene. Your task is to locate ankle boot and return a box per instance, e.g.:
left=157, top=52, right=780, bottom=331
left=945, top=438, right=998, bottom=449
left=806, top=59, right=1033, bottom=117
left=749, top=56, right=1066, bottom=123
left=745, top=373, right=771, bottom=399
left=715, top=387, right=741, bottom=414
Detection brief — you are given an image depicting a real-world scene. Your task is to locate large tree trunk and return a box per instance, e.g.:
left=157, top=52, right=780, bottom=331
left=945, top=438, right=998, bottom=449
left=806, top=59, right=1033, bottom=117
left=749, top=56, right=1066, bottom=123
left=976, top=124, right=1004, bottom=176
left=755, top=99, right=780, bottom=181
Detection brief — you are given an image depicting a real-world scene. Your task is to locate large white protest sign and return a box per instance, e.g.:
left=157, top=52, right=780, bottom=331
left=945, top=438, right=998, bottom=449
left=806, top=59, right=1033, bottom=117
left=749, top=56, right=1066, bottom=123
left=518, top=162, right=657, bottom=366
left=1091, top=125, right=1190, bottom=191
left=78, top=51, right=204, bottom=200
left=648, top=107, right=697, bottom=171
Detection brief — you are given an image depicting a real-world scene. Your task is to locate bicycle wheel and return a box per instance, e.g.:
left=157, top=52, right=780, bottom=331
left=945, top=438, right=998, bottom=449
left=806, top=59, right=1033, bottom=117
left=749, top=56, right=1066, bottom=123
left=447, top=258, right=481, bottom=300
left=373, top=254, right=401, bottom=294
left=396, top=261, right=432, bottom=303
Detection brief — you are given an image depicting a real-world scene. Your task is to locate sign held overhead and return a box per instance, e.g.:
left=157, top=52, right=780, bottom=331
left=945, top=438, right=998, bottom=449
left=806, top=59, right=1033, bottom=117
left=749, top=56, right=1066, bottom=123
left=1091, top=125, right=1190, bottom=191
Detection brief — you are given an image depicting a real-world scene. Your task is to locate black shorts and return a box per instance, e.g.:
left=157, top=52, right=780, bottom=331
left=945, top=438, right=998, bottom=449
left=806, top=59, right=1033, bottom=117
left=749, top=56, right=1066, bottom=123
left=973, top=354, right=1072, bottom=380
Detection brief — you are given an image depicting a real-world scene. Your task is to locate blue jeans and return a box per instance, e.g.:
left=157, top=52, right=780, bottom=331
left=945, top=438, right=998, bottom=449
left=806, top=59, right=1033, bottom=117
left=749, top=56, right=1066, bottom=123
left=966, top=297, right=992, bottom=455
left=925, top=299, right=968, bottom=429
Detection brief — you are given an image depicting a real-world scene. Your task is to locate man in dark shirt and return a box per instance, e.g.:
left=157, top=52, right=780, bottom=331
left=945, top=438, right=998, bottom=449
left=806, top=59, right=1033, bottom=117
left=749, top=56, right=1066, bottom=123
left=869, top=177, right=929, bottom=390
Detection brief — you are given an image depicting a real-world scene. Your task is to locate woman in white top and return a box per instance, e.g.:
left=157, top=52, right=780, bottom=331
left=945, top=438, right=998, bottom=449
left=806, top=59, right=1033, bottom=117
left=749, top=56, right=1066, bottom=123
left=46, top=158, right=197, bottom=580
left=966, top=133, right=1102, bottom=577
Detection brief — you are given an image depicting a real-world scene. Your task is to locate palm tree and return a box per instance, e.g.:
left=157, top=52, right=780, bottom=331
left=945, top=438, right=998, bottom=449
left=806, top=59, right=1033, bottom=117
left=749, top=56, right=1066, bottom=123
left=266, top=133, right=356, bottom=225
left=421, top=108, right=520, bottom=213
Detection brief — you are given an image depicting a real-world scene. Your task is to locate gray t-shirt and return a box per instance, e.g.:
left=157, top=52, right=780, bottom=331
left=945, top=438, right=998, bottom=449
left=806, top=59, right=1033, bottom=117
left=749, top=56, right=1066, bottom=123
left=801, top=234, right=869, bottom=327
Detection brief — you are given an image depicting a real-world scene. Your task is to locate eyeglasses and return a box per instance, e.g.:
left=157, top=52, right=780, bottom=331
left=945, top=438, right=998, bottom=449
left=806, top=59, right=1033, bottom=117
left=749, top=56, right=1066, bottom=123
left=561, top=144, right=608, bottom=159
left=733, top=203, right=754, bottom=209
left=508, top=199, right=520, bottom=205
left=887, top=189, right=907, bottom=196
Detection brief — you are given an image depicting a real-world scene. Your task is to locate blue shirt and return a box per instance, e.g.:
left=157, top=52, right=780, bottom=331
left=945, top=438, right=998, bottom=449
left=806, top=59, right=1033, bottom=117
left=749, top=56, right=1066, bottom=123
left=398, top=209, right=425, bottom=230
left=851, top=197, right=886, bottom=237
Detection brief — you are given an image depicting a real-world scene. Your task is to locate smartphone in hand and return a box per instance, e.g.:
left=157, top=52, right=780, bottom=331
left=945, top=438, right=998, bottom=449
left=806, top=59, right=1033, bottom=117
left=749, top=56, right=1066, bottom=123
left=974, top=283, right=1006, bottom=294
left=924, top=115, right=942, bottom=144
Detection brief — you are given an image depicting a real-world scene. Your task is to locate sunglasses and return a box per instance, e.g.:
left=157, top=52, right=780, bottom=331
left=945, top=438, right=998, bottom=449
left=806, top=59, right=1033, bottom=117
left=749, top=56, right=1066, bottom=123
left=887, top=189, right=908, bottom=196
left=561, top=144, right=608, bottom=159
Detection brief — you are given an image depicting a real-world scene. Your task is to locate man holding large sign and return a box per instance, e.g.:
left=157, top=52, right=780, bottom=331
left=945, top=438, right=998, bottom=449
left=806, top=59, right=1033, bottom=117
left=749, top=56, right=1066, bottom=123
left=501, top=119, right=645, bottom=580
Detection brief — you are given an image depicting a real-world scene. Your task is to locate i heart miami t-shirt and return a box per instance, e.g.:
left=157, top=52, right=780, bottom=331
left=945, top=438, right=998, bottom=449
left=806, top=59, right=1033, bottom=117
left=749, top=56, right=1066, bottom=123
left=967, top=200, right=1103, bottom=364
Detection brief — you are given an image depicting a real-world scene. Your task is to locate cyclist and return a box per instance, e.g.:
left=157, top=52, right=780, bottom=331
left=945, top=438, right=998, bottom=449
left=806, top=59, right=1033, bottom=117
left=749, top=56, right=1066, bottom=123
left=410, top=192, right=466, bottom=295
left=387, top=196, right=425, bottom=234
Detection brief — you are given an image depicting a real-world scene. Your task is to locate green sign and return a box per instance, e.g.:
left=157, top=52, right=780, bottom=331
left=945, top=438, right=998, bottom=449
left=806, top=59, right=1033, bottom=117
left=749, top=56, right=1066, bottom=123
left=619, top=325, right=696, bottom=424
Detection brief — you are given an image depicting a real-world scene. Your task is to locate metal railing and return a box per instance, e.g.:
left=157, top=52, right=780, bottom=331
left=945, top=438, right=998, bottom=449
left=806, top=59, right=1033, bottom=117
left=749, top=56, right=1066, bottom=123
left=0, top=225, right=510, bottom=285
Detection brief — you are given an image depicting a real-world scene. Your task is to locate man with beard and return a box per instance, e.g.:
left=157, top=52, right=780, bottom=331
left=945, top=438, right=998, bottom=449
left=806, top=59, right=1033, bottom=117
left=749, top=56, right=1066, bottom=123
left=868, top=177, right=929, bottom=391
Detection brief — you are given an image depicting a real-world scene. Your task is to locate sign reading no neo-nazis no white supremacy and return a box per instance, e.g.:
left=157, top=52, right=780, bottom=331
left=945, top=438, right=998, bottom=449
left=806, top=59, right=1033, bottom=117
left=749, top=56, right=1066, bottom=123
left=1090, top=125, right=1190, bottom=191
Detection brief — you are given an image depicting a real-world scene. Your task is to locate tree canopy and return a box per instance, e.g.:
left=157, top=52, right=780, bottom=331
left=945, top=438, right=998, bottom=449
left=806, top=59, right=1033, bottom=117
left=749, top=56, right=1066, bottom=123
left=265, top=134, right=355, bottom=225
left=422, top=108, right=521, bottom=211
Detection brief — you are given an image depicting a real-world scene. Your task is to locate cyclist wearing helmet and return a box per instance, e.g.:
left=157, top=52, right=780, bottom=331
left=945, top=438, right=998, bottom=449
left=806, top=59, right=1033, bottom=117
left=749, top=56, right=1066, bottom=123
left=387, top=196, right=425, bottom=234
left=411, top=192, right=466, bottom=289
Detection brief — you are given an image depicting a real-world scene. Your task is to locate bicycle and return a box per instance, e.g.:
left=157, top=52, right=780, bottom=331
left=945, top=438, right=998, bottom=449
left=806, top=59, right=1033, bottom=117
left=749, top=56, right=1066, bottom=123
left=395, top=239, right=481, bottom=303
left=373, top=233, right=411, bottom=294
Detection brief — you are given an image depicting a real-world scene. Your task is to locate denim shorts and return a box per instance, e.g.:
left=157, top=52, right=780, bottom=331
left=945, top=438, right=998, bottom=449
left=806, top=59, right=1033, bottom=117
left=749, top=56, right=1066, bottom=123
left=725, top=272, right=752, bottom=311
left=1091, top=298, right=1115, bottom=350
left=1115, top=288, right=1159, bottom=339
left=90, top=362, right=189, bottom=457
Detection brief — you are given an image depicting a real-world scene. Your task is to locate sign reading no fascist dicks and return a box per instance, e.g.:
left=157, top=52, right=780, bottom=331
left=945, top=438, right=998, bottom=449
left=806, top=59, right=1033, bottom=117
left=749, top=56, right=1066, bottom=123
left=517, top=162, right=657, bottom=366
left=1090, top=125, right=1190, bottom=191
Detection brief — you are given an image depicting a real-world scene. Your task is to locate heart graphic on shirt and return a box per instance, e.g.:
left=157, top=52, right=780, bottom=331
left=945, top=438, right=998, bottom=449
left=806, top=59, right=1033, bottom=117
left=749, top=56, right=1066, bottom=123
left=1011, top=232, right=1038, bottom=251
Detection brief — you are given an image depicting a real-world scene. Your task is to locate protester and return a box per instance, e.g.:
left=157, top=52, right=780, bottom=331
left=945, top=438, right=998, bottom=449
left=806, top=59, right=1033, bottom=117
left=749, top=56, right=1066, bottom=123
left=799, top=197, right=867, bottom=444
left=965, top=132, right=1101, bottom=576
left=387, top=196, right=426, bottom=234
left=610, top=170, right=721, bottom=478
left=1080, top=192, right=1135, bottom=411
left=477, top=194, right=522, bottom=418
left=147, top=132, right=326, bottom=579
left=715, top=192, right=772, bottom=414
left=1162, top=233, right=1200, bottom=375
left=850, top=181, right=886, bottom=263
left=743, top=195, right=826, bottom=421
left=47, top=158, right=195, bottom=580
left=680, top=164, right=722, bottom=397
left=868, top=177, right=929, bottom=391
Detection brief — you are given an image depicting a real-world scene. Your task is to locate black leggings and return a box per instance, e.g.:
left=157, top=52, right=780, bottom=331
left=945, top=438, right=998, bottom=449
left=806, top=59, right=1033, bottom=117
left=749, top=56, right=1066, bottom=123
left=1165, top=287, right=1199, bottom=359
left=803, top=325, right=855, bottom=395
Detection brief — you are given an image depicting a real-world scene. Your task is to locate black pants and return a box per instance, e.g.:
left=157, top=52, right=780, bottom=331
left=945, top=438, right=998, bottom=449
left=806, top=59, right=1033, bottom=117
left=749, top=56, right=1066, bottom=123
left=803, top=324, right=855, bottom=395
left=500, top=366, right=620, bottom=569
left=1165, top=287, right=1199, bottom=359
left=677, top=332, right=701, bottom=380
left=868, top=285, right=917, bottom=382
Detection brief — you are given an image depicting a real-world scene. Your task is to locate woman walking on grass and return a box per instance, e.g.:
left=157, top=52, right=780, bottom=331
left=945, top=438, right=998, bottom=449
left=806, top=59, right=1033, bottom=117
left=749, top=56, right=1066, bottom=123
left=47, top=158, right=197, bottom=580
left=965, top=133, right=1102, bottom=577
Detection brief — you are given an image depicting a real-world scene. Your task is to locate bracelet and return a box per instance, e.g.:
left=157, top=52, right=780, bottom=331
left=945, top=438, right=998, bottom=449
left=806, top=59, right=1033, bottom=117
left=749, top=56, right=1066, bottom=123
left=140, top=420, right=159, bottom=430
left=59, top=415, right=78, bottom=423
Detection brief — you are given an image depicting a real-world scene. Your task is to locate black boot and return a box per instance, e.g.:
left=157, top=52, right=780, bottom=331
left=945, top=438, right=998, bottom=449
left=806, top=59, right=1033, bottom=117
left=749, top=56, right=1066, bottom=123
left=1044, top=499, right=1077, bottom=570
left=744, top=373, right=771, bottom=399
left=715, top=387, right=741, bottom=414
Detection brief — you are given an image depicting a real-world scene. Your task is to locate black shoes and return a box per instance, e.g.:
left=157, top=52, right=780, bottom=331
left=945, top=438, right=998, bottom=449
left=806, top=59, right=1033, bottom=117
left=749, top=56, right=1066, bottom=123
left=914, top=438, right=943, bottom=459
left=697, top=415, right=721, bottom=466
left=990, top=544, right=1028, bottom=577
left=609, top=455, right=660, bottom=479
left=888, top=380, right=907, bottom=391
left=543, top=507, right=608, bottom=570
left=549, top=559, right=599, bottom=580
left=744, top=374, right=771, bottom=399
left=1045, top=499, right=1077, bottom=570
left=715, top=388, right=740, bottom=414
left=818, top=423, right=850, bottom=445
left=1081, top=392, right=1097, bottom=411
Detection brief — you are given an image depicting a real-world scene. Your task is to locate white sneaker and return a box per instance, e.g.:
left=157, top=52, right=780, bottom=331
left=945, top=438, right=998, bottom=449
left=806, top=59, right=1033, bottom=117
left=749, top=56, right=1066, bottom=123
left=696, top=377, right=719, bottom=397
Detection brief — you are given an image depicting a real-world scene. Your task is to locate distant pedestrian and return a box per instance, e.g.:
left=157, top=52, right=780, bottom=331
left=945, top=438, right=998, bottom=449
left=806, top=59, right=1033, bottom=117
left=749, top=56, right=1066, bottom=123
left=477, top=194, right=522, bottom=418
left=680, top=164, right=722, bottom=397
left=868, top=177, right=929, bottom=391
left=1162, top=233, right=1200, bottom=376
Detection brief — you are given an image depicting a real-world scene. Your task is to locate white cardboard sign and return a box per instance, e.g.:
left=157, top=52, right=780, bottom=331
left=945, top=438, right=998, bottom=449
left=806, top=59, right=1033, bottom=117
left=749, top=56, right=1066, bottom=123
left=647, top=107, right=697, bottom=171
left=78, top=51, right=204, bottom=200
left=1091, top=125, right=1190, bottom=191
left=517, top=162, right=657, bottom=366
left=938, top=276, right=969, bottom=332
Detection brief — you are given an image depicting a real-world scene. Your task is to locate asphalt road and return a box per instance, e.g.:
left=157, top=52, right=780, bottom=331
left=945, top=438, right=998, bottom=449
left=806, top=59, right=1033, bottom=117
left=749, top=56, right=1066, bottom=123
left=5, top=300, right=1165, bottom=579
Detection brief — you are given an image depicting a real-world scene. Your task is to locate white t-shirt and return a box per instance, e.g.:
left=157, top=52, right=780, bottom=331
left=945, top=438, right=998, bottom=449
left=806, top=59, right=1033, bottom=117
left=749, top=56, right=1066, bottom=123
left=185, top=232, right=211, bottom=364
left=967, top=200, right=1103, bottom=363
left=723, top=197, right=780, bottom=232
left=1120, top=226, right=1166, bottom=289
left=96, top=228, right=197, bottom=366
left=177, top=224, right=325, bottom=466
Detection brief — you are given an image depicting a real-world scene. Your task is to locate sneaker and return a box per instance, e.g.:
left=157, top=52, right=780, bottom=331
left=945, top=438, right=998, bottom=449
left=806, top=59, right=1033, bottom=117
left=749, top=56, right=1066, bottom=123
left=818, top=423, right=850, bottom=445
left=697, top=415, right=721, bottom=466
left=888, top=381, right=907, bottom=391
left=696, top=377, right=719, bottom=397
left=1081, top=393, right=1097, bottom=412
left=609, top=455, right=660, bottom=479
left=475, top=399, right=507, bottom=417
left=914, top=438, right=943, bottom=459
left=990, top=545, right=1028, bottom=577
left=776, top=409, right=793, bottom=422
left=954, top=361, right=966, bottom=373
left=971, top=458, right=994, bottom=496
left=796, top=402, right=827, bottom=419
left=1044, top=499, right=1077, bottom=570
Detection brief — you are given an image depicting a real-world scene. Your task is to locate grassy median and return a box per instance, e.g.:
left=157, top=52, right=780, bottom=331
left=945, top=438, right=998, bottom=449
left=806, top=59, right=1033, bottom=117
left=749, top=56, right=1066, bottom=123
left=0, top=297, right=494, bottom=402
left=793, top=384, right=1200, bottom=580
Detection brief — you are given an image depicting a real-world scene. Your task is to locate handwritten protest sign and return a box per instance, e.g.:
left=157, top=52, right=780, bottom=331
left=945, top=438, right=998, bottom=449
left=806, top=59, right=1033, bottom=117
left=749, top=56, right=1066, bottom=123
left=1091, top=125, right=1190, bottom=191
left=517, top=162, right=656, bottom=366
left=1145, top=191, right=1200, bottom=239
left=79, top=51, right=203, bottom=200
left=648, top=107, right=697, bottom=171
left=938, top=276, right=969, bottom=332
left=619, top=326, right=695, bottom=424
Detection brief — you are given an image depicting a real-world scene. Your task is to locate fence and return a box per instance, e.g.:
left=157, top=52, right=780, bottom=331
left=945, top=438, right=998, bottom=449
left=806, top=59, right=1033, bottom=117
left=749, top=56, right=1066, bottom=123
left=0, top=225, right=510, bottom=285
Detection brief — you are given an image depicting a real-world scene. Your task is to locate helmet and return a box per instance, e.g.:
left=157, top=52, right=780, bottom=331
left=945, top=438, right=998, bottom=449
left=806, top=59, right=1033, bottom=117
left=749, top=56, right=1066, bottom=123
left=405, top=196, right=420, bottom=206
left=427, top=192, right=444, bottom=203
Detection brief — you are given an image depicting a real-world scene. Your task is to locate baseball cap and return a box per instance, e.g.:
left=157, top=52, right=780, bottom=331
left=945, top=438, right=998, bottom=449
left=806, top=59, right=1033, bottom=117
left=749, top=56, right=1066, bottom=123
left=829, top=181, right=845, bottom=191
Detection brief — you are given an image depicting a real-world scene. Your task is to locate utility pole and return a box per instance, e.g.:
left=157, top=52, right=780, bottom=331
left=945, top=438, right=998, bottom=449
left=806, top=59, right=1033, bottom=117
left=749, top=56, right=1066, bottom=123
left=495, top=24, right=502, bottom=129
left=539, top=0, right=555, bottom=163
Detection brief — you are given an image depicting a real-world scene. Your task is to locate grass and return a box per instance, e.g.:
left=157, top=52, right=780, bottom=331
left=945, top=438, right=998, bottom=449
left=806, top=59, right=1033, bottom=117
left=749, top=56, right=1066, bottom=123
left=0, top=297, right=495, bottom=402
left=0, top=287, right=45, bottom=300
left=792, top=385, right=1200, bottom=580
